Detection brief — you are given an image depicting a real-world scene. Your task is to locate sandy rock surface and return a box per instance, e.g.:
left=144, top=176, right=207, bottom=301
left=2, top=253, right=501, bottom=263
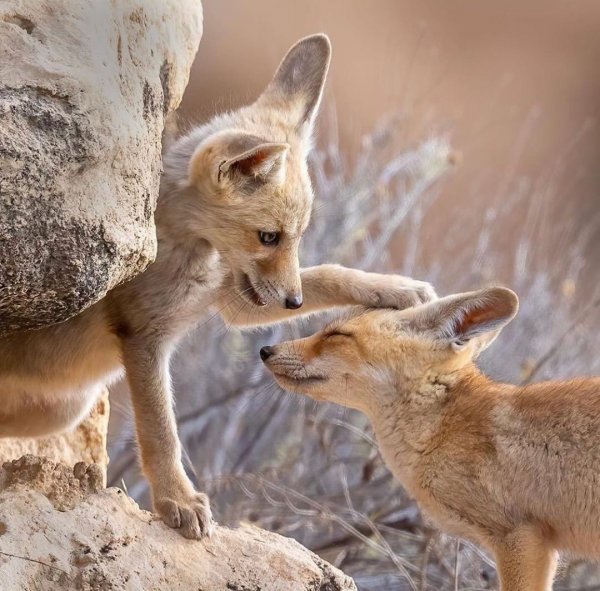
left=0, top=456, right=356, bottom=591
left=0, top=0, right=203, bottom=335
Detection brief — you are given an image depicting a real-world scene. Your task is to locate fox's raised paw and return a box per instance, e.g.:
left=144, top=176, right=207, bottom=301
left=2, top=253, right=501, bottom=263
left=366, top=276, right=437, bottom=310
left=154, top=488, right=214, bottom=540
left=397, top=279, right=438, bottom=307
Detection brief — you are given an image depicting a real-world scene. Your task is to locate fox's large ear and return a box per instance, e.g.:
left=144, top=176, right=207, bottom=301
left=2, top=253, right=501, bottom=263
left=217, top=142, right=289, bottom=187
left=409, top=287, right=519, bottom=356
left=189, top=133, right=289, bottom=190
left=256, top=34, right=331, bottom=135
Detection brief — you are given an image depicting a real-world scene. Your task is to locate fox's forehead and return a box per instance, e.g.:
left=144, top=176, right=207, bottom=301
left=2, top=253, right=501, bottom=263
left=281, top=190, right=313, bottom=234
left=253, top=184, right=313, bottom=236
left=280, top=153, right=314, bottom=234
left=322, top=309, right=418, bottom=343
left=323, top=309, right=396, bottom=335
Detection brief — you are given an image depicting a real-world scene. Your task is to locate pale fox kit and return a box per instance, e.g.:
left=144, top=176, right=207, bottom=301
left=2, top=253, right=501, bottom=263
left=0, top=34, right=435, bottom=539
left=262, top=287, right=600, bottom=591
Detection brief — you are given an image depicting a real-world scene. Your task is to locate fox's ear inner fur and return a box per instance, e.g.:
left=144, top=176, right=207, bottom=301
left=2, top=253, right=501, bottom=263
left=188, top=134, right=289, bottom=189
left=411, top=287, right=519, bottom=352
left=218, top=142, right=289, bottom=186
left=257, top=33, right=331, bottom=133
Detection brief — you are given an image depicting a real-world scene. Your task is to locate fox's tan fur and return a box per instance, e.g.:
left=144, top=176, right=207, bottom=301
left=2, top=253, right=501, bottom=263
left=0, top=34, right=435, bottom=539
left=263, top=287, right=600, bottom=590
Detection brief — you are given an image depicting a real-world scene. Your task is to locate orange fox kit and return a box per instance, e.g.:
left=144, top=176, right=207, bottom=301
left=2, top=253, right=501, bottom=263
left=262, top=287, right=600, bottom=591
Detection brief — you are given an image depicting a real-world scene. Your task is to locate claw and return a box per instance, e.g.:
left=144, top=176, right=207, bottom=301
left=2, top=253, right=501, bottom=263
left=154, top=490, right=214, bottom=540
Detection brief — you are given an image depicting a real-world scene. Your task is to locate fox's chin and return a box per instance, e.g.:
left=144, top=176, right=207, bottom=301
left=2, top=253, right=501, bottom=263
left=272, top=373, right=328, bottom=394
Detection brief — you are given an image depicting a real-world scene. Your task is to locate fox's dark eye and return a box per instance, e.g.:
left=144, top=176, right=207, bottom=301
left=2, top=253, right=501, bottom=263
left=258, top=231, right=280, bottom=246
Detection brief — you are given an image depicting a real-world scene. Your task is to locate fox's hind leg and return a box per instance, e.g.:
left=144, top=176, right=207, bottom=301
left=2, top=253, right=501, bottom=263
left=493, top=526, right=558, bottom=591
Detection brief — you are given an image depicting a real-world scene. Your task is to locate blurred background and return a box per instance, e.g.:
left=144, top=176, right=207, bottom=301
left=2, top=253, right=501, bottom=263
left=110, top=2, right=600, bottom=589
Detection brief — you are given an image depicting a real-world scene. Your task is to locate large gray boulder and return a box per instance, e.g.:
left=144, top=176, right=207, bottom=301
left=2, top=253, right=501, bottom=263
left=0, top=1, right=203, bottom=335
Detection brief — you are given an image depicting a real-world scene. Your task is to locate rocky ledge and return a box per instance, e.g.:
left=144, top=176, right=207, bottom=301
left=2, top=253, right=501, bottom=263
left=0, top=456, right=356, bottom=591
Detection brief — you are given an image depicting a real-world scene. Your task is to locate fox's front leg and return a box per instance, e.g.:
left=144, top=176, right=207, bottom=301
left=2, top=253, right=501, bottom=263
left=301, top=264, right=437, bottom=311
left=493, top=527, right=557, bottom=591
left=220, top=264, right=436, bottom=327
left=121, top=337, right=213, bottom=540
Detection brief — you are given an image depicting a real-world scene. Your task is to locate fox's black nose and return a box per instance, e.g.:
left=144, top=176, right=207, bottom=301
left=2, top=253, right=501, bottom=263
left=260, top=346, right=275, bottom=362
left=285, top=295, right=303, bottom=310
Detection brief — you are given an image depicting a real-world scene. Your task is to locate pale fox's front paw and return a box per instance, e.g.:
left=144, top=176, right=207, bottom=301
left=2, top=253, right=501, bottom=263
left=359, top=274, right=437, bottom=310
left=152, top=479, right=214, bottom=540
left=392, top=277, right=438, bottom=309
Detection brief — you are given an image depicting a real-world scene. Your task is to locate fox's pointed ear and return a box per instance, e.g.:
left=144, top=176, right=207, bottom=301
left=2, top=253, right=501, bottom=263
left=188, top=134, right=289, bottom=189
left=257, top=34, right=331, bottom=135
left=217, top=142, right=289, bottom=185
left=409, top=287, right=519, bottom=356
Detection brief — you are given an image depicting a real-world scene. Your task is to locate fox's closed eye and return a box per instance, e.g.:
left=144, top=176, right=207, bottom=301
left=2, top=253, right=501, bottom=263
left=323, top=331, right=354, bottom=340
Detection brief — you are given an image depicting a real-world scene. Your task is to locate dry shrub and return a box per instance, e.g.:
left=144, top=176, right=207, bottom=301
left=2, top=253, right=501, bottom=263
left=108, top=113, right=599, bottom=590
